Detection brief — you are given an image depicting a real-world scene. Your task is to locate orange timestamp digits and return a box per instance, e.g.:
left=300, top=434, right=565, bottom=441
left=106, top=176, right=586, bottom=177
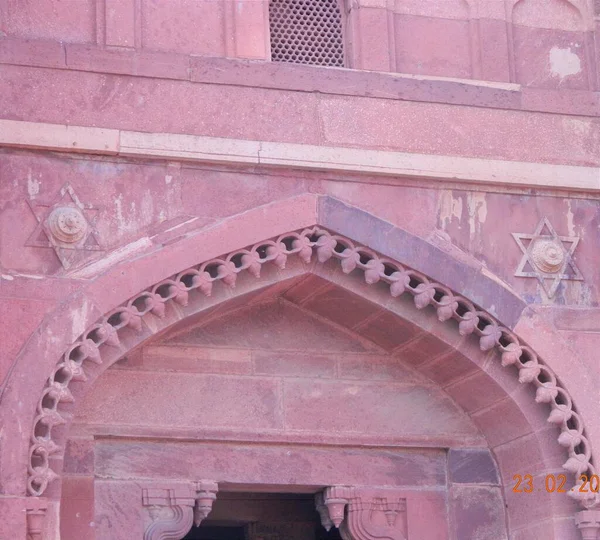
left=512, top=474, right=600, bottom=493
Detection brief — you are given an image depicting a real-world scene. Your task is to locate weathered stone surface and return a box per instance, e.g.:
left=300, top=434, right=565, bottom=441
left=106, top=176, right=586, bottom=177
left=63, top=438, right=95, bottom=475
left=95, top=441, right=447, bottom=487
left=0, top=499, right=27, bottom=540
left=77, top=370, right=283, bottom=430
left=60, top=477, right=95, bottom=540
left=318, top=196, right=528, bottom=328
left=449, top=485, right=508, bottom=540
left=253, top=350, right=337, bottom=378
left=283, top=378, right=481, bottom=438
left=94, top=481, right=144, bottom=540
left=0, top=3, right=598, bottom=539
left=394, top=14, right=471, bottom=79
left=448, top=449, right=499, bottom=485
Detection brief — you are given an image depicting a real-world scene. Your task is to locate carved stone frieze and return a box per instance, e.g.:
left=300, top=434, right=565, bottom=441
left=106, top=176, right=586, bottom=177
left=25, top=182, right=102, bottom=270
left=318, top=487, right=408, bottom=540
left=26, top=226, right=598, bottom=515
left=512, top=217, right=583, bottom=298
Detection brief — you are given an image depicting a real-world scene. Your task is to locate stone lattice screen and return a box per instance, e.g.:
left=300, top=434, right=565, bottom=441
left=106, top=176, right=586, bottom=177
left=269, top=0, right=345, bottom=66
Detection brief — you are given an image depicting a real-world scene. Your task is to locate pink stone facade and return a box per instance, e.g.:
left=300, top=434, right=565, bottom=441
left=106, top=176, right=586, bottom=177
left=1, top=1, right=600, bottom=539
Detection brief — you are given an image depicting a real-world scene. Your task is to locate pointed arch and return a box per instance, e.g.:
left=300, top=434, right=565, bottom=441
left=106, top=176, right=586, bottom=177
left=0, top=194, right=596, bottom=540
left=25, top=226, right=597, bottom=513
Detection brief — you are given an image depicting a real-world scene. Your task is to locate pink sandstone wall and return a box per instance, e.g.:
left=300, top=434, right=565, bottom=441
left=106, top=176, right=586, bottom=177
left=2, top=153, right=599, bottom=304
left=0, top=151, right=598, bottom=539
left=1, top=0, right=600, bottom=539
left=1, top=0, right=598, bottom=83
left=60, top=296, right=505, bottom=540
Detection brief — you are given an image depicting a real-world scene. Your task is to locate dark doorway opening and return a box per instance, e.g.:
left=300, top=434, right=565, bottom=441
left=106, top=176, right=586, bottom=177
left=182, top=492, right=343, bottom=540
left=183, top=524, right=246, bottom=540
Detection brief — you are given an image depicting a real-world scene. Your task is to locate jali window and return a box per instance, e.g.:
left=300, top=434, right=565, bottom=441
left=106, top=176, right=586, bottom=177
left=269, top=0, right=345, bottom=67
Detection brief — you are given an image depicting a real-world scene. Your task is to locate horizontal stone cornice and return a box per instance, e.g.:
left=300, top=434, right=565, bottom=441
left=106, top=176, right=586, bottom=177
left=1, top=118, right=599, bottom=193
left=1, top=43, right=600, bottom=117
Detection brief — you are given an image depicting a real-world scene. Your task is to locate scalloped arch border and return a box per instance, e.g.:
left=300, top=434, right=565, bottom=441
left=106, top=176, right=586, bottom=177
left=27, top=226, right=598, bottom=509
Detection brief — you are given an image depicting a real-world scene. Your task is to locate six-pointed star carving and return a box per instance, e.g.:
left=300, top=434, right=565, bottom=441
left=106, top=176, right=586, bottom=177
left=26, top=183, right=102, bottom=269
left=512, top=217, right=583, bottom=298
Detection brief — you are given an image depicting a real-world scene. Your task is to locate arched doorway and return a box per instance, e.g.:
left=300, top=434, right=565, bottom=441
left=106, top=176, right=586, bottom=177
left=4, top=203, right=596, bottom=539
left=66, top=275, right=505, bottom=538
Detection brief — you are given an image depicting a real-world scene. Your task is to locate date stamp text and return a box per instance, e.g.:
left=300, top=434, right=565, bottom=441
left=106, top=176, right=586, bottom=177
left=512, top=474, right=599, bottom=493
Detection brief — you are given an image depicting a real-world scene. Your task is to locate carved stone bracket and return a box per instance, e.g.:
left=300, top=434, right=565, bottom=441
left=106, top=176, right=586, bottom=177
left=576, top=509, right=600, bottom=540
left=318, top=487, right=408, bottom=540
left=142, top=481, right=218, bottom=540
left=142, top=486, right=195, bottom=540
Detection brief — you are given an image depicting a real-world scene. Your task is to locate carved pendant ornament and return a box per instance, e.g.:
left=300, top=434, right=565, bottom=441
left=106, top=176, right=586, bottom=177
left=26, top=183, right=102, bottom=269
left=512, top=217, right=583, bottom=298
left=25, top=498, right=48, bottom=540
left=27, top=227, right=598, bottom=528
left=317, top=487, right=408, bottom=540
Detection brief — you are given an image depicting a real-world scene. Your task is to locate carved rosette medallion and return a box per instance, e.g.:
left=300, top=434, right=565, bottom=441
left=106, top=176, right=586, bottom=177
left=47, top=206, right=88, bottom=244
left=530, top=239, right=565, bottom=273
left=26, top=182, right=102, bottom=270
left=512, top=217, right=583, bottom=298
